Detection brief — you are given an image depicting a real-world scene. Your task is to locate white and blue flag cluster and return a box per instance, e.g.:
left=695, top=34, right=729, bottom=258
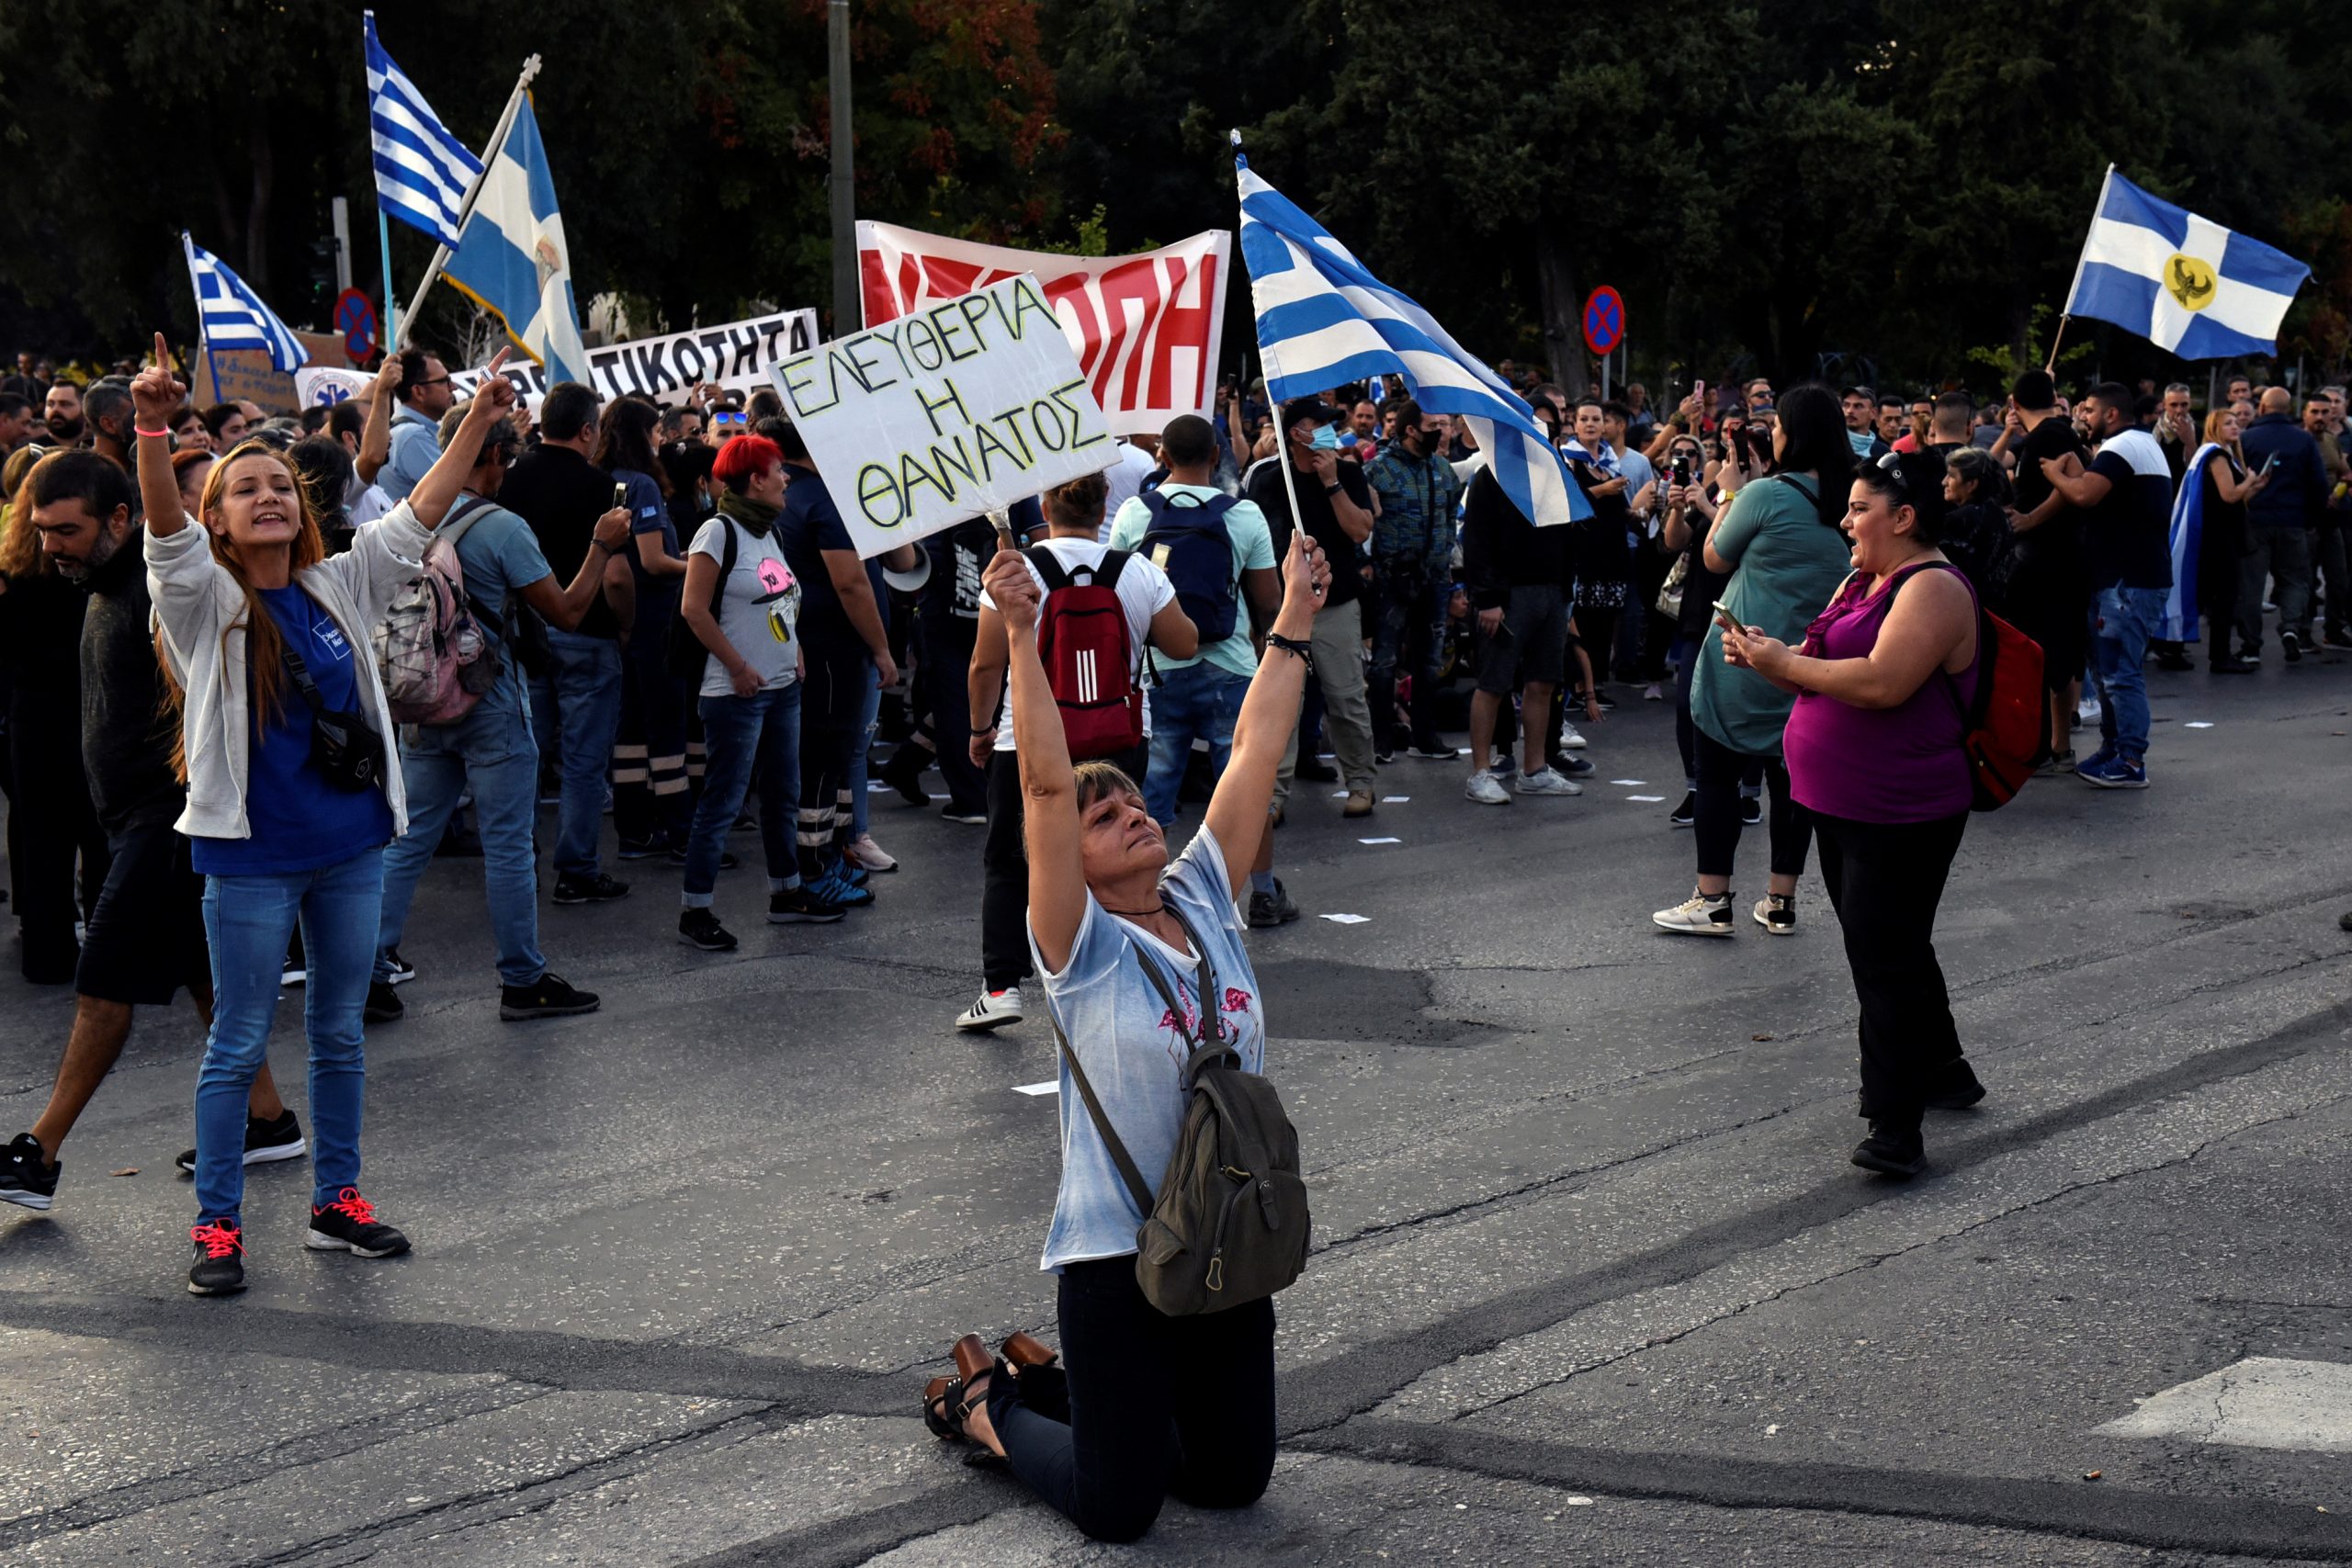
left=1235, top=151, right=1587, bottom=526
left=2064, top=167, right=2309, bottom=360
left=181, top=234, right=309, bottom=373
left=440, top=96, right=587, bottom=385
left=364, top=11, right=484, bottom=249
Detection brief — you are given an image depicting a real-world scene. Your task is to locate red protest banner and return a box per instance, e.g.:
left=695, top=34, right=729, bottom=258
left=855, top=222, right=1231, bottom=437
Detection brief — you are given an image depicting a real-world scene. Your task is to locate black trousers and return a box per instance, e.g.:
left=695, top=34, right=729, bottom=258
left=1692, top=728, right=1806, bottom=881
left=7, top=696, right=107, bottom=983
left=979, top=740, right=1147, bottom=990
left=992, top=1258, right=1276, bottom=1543
left=796, top=649, right=866, bottom=882
left=918, top=613, right=987, bottom=814
left=1811, top=807, right=1971, bottom=1125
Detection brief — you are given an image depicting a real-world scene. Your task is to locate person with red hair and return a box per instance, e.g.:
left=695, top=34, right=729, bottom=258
left=673, top=434, right=846, bottom=949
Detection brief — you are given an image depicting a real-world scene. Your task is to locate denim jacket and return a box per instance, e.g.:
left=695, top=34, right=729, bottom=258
left=1364, top=446, right=1464, bottom=574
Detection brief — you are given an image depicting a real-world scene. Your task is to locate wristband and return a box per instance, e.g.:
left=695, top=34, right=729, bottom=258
left=1322, top=481, right=1342, bottom=496
left=970, top=726, right=995, bottom=737
left=134, top=424, right=171, bottom=440
left=589, top=539, right=612, bottom=555
left=1266, top=633, right=1314, bottom=669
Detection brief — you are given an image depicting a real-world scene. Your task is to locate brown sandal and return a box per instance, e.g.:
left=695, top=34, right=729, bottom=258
left=1001, top=1331, right=1057, bottom=1370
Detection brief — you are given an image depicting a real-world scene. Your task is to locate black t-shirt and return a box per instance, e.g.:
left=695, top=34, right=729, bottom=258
left=2083, top=428, right=2175, bottom=591
left=1248, top=456, right=1371, bottom=607
left=1675, top=503, right=1733, bottom=642
left=80, top=542, right=183, bottom=834
left=2013, top=416, right=2086, bottom=563
left=500, top=446, right=619, bottom=638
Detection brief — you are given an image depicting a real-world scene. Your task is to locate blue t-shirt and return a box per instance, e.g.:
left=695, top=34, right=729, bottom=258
left=1028, top=829, right=1268, bottom=1272
left=192, top=585, right=396, bottom=875
left=775, top=469, right=884, bottom=656
left=444, top=497, right=552, bottom=710
left=614, top=468, right=680, bottom=601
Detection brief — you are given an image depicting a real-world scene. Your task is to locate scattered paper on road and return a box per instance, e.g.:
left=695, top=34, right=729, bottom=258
left=1321, top=912, right=1371, bottom=924
left=1012, top=1080, right=1060, bottom=1097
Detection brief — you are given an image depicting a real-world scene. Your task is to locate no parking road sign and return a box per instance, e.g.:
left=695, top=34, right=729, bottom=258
left=334, top=288, right=378, bottom=364
left=1582, top=286, right=1624, bottom=356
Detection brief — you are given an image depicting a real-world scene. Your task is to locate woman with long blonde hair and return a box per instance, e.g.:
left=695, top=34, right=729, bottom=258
left=130, top=333, right=516, bottom=1295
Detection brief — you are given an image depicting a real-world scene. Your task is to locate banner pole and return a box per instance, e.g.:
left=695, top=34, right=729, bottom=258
left=378, top=206, right=401, bottom=355
left=400, top=54, right=540, bottom=338
left=2044, top=315, right=2069, bottom=378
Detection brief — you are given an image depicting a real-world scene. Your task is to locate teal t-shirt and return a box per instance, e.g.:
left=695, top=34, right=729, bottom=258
left=1107, top=486, right=1275, bottom=682
left=1688, top=474, right=1853, bottom=756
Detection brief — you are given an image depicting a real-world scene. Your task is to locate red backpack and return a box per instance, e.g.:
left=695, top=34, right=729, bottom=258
left=1957, top=603, right=2044, bottom=810
left=1029, top=547, right=1145, bottom=761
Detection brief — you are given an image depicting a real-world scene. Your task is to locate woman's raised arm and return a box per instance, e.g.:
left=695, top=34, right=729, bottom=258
left=130, top=333, right=191, bottom=536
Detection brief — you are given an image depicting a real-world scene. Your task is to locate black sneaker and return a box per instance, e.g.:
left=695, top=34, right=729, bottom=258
left=2282, top=629, right=2302, bottom=663
left=769, top=886, right=846, bottom=924
left=1407, top=737, right=1456, bottom=761
left=553, top=873, right=630, bottom=905
left=1295, top=755, right=1338, bottom=783
left=880, top=744, right=933, bottom=807
left=305, top=1189, right=410, bottom=1258
left=174, top=1110, right=306, bottom=1176
left=616, top=834, right=669, bottom=861
left=940, top=803, right=989, bottom=826
left=1374, top=744, right=1396, bottom=766
left=500, top=972, right=602, bottom=1020
left=1668, top=791, right=1697, bottom=828
left=281, top=951, right=306, bottom=987
left=382, top=948, right=417, bottom=985
left=1850, top=1122, right=1928, bottom=1179
left=1923, top=1062, right=1987, bottom=1111
left=364, top=981, right=403, bottom=1023
left=1740, top=795, right=1763, bottom=826
left=1246, top=878, right=1302, bottom=929
left=667, top=845, right=740, bottom=871
left=1, top=1133, right=58, bottom=1212
left=188, top=1218, right=246, bottom=1294
left=679, top=908, right=739, bottom=952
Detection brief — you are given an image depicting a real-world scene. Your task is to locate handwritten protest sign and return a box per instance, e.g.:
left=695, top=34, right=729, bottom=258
left=771, top=274, right=1117, bottom=558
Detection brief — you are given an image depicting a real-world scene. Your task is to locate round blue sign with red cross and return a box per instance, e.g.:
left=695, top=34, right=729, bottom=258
left=334, top=288, right=379, bottom=364
left=1582, top=286, right=1624, bottom=355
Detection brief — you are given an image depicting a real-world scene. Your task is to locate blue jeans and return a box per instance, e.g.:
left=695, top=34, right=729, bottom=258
left=376, top=682, right=545, bottom=987
left=197, top=849, right=384, bottom=1220
left=848, top=663, right=882, bottom=839
left=528, top=629, right=624, bottom=878
left=685, top=684, right=803, bottom=905
left=1143, top=662, right=1249, bottom=824
left=2090, top=583, right=2165, bottom=760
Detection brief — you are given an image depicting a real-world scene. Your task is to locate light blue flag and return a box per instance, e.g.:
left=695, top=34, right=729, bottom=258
left=182, top=234, right=309, bottom=373
left=365, top=10, right=484, bottom=248
left=441, top=96, right=587, bottom=383
left=2064, top=166, right=2310, bottom=360
left=1233, top=144, right=1586, bottom=526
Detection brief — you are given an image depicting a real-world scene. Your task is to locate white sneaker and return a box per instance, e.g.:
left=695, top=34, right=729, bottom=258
left=1514, top=766, right=1582, bottom=796
left=1753, top=894, right=1798, bottom=934
left=956, top=986, right=1023, bottom=1031
left=845, top=833, right=899, bottom=873
left=2075, top=696, right=2102, bottom=726
left=1558, top=721, right=1589, bottom=750
left=1464, top=770, right=1512, bottom=806
left=1652, top=889, right=1736, bottom=936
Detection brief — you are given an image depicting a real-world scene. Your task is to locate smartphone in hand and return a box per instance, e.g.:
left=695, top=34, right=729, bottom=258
left=1712, top=598, right=1744, bottom=635
left=611, top=481, right=629, bottom=510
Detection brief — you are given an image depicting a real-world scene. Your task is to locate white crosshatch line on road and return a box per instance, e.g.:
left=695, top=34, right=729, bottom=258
left=1321, top=913, right=1370, bottom=924
left=1625, top=795, right=1666, bottom=802
left=2096, top=1357, right=2352, bottom=1451
left=1012, top=1081, right=1059, bottom=1097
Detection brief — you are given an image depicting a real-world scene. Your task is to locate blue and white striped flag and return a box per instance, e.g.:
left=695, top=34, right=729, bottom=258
left=182, top=234, right=309, bottom=373
left=439, top=95, right=587, bottom=384
left=2064, top=166, right=2309, bottom=360
left=365, top=11, right=485, bottom=249
left=1235, top=148, right=1586, bottom=525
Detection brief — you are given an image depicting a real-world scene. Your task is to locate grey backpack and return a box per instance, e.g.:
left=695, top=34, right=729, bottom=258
left=1048, top=904, right=1311, bottom=1315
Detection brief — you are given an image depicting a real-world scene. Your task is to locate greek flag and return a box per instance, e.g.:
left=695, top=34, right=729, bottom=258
left=182, top=234, right=309, bottom=373
left=2064, top=167, right=2310, bottom=360
left=365, top=11, right=484, bottom=248
left=1234, top=148, right=1586, bottom=525
left=439, top=96, right=587, bottom=384
left=2157, top=441, right=2224, bottom=641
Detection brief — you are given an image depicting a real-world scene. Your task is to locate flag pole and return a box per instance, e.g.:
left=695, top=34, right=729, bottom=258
left=1231, top=130, right=1313, bottom=583
left=400, top=53, right=542, bottom=339
left=2049, top=163, right=2115, bottom=378
left=378, top=206, right=401, bottom=355
left=182, top=232, right=222, bottom=403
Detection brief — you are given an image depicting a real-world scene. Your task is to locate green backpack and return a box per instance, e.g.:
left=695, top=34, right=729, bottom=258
left=1048, top=904, right=1312, bottom=1316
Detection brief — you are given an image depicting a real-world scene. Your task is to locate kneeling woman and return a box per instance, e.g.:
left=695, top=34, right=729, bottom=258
left=131, top=335, right=518, bottom=1293
left=1720, top=452, right=1983, bottom=1179
left=921, top=529, right=1329, bottom=1541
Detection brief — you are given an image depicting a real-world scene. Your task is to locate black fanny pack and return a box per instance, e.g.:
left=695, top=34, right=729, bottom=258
left=280, top=640, right=385, bottom=793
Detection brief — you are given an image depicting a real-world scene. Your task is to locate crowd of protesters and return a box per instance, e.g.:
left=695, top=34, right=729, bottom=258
left=0, top=333, right=2337, bottom=1290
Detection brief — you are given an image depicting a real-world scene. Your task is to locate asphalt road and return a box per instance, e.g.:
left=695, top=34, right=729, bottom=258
left=4, top=649, right=2350, bottom=1566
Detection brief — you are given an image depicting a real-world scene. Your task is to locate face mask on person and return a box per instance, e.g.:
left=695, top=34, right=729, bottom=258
left=1308, top=424, right=1341, bottom=452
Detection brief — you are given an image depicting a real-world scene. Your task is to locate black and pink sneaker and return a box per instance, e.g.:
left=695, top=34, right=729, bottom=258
left=305, top=1189, right=410, bottom=1258
left=188, top=1218, right=245, bottom=1295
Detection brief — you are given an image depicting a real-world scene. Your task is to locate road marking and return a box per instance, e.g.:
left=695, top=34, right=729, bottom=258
left=1610, top=779, right=1646, bottom=785
left=1626, top=795, right=1666, bottom=802
left=1321, top=912, right=1371, bottom=924
left=2184, top=721, right=2215, bottom=728
left=1383, top=795, right=1410, bottom=803
left=1359, top=837, right=1401, bottom=845
left=2097, top=1357, right=2352, bottom=1451
left=1012, top=1080, right=1060, bottom=1097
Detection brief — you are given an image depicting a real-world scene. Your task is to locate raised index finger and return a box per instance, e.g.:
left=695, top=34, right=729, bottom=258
left=153, top=332, right=171, bottom=369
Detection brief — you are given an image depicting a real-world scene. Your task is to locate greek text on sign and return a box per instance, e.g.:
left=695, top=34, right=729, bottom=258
left=773, top=274, right=1116, bottom=558
left=857, top=222, right=1230, bottom=438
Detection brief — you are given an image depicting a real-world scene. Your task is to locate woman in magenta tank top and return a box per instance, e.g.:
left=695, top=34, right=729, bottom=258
left=1717, top=453, right=1983, bottom=1180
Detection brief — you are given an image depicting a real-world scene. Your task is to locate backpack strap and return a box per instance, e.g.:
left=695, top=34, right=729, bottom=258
left=439, top=494, right=497, bottom=548
left=1026, top=546, right=1073, bottom=594
left=1042, top=995, right=1159, bottom=1220
left=1092, top=547, right=1132, bottom=592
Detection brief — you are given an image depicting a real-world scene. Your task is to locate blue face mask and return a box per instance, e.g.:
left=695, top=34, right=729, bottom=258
left=1308, top=424, right=1342, bottom=452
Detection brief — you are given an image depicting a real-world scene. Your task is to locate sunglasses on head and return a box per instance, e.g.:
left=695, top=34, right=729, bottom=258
left=1874, top=448, right=1912, bottom=499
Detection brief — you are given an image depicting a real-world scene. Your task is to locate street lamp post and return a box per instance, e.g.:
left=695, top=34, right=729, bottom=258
left=828, top=0, right=857, bottom=334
